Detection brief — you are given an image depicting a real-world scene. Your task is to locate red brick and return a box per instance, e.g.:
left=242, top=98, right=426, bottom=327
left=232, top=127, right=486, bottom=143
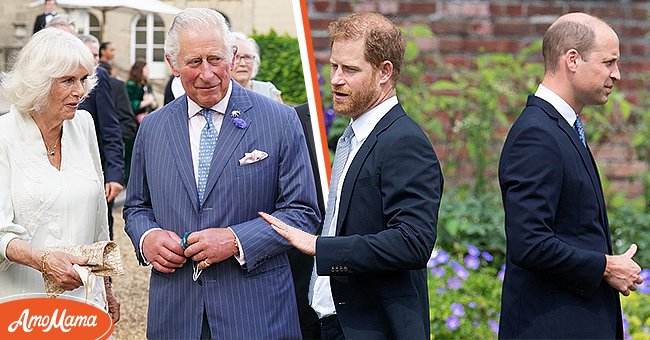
left=335, top=1, right=353, bottom=13
left=632, top=7, right=648, bottom=20
left=311, top=37, right=331, bottom=51
left=400, top=2, right=436, bottom=14
left=352, top=2, right=375, bottom=12
left=534, top=23, right=551, bottom=35
left=567, top=5, right=588, bottom=13
left=442, top=1, right=490, bottom=17
left=438, top=38, right=464, bottom=53
left=470, top=20, right=493, bottom=36
left=591, top=6, right=628, bottom=19
left=528, top=5, right=563, bottom=16
left=442, top=55, right=470, bottom=67
left=505, top=4, right=524, bottom=17
left=604, top=161, right=647, bottom=179
left=595, top=145, right=631, bottom=161
left=311, top=1, right=331, bottom=13
left=494, top=22, right=532, bottom=36
left=619, top=61, right=650, bottom=73
left=377, top=1, right=399, bottom=14
left=489, top=3, right=504, bottom=16
left=309, top=18, right=332, bottom=31
left=430, top=20, right=469, bottom=35
left=609, top=180, right=645, bottom=198
left=629, top=43, right=647, bottom=56
left=618, top=25, right=649, bottom=37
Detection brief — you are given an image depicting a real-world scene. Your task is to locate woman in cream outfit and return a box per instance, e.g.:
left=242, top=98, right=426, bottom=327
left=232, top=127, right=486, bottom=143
left=0, top=28, right=119, bottom=322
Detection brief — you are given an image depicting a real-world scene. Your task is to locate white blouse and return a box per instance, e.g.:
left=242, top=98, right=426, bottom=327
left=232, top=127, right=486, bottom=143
left=0, top=107, right=109, bottom=303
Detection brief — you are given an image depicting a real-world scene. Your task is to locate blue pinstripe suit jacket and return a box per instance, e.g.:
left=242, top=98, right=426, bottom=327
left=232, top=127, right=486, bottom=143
left=124, top=81, right=320, bottom=339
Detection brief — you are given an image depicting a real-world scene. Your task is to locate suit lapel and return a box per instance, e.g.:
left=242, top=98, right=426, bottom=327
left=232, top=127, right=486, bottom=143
left=335, top=104, right=406, bottom=235
left=532, top=97, right=610, bottom=243
left=202, top=82, right=253, bottom=203
left=165, top=95, right=200, bottom=213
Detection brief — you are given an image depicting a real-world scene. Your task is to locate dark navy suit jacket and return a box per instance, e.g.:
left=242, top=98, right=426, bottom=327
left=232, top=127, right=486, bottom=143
left=316, top=103, right=442, bottom=339
left=124, top=81, right=320, bottom=339
left=79, top=66, right=124, bottom=185
left=498, top=95, right=622, bottom=339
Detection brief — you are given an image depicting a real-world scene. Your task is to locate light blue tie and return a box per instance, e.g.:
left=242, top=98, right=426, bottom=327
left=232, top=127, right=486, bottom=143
left=574, top=114, right=586, bottom=147
left=197, top=108, right=218, bottom=204
left=322, top=124, right=355, bottom=236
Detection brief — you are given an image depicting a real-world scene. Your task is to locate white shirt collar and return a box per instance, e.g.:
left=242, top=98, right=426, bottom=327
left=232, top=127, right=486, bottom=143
left=535, top=83, right=577, bottom=127
left=349, top=96, right=398, bottom=143
left=187, top=79, right=233, bottom=118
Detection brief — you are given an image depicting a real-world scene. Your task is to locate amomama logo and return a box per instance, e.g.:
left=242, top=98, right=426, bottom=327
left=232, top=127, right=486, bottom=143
left=0, top=297, right=113, bottom=339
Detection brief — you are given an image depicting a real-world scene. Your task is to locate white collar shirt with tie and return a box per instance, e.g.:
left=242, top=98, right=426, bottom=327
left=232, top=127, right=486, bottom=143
left=187, top=79, right=232, bottom=186
left=535, top=83, right=579, bottom=128
left=310, top=95, right=399, bottom=319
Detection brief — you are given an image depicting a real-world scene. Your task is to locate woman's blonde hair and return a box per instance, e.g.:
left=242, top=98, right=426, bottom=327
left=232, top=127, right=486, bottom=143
left=1, top=28, right=97, bottom=115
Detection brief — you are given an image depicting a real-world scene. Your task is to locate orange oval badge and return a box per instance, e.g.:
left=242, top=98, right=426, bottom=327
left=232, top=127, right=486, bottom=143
left=0, top=296, right=113, bottom=340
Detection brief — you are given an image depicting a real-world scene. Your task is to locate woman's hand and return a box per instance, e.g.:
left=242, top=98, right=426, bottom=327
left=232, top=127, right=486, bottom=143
left=42, top=251, right=88, bottom=291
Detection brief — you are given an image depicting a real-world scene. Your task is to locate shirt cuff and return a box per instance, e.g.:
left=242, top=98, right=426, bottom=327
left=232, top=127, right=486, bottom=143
left=0, top=234, right=20, bottom=261
left=228, top=227, right=246, bottom=266
left=139, top=228, right=162, bottom=265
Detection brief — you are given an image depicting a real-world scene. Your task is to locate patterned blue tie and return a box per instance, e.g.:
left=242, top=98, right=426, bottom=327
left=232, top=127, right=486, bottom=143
left=574, top=114, right=586, bottom=147
left=197, top=108, right=218, bottom=204
left=322, top=125, right=355, bottom=236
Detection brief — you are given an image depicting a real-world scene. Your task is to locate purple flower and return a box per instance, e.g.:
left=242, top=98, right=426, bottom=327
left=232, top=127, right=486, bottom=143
left=468, top=302, right=477, bottom=309
left=473, top=321, right=479, bottom=327
left=446, top=315, right=460, bottom=331
left=435, top=250, right=450, bottom=265
left=481, top=251, right=493, bottom=262
left=324, top=107, right=336, bottom=134
left=450, top=261, right=469, bottom=280
left=467, top=244, right=480, bottom=257
left=464, top=255, right=480, bottom=270
left=232, top=117, right=247, bottom=129
left=488, top=320, right=499, bottom=334
left=436, top=288, right=447, bottom=294
left=431, top=266, right=446, bottom=277
left=450, top=303, right=465, bottom=317
left=639, top=269, right=650, bottom=294
left=497, top=264, right=506, bottom=281
left=427, top=257, right=436, bottom=268
left=448, top=277, right=462, bottom=290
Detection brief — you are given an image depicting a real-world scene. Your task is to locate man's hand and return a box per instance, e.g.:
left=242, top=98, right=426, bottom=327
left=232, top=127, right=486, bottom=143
left=604, top=244, right=643, bottom=296
left=184, top=228, right=238, bottom=270
left=258, top=212, right=317, bottom=256
left=142, top=230, right=186, bottom=273
left=105, top=182, right=124, bottom=202
left=43, top=251, right=89, bottom=291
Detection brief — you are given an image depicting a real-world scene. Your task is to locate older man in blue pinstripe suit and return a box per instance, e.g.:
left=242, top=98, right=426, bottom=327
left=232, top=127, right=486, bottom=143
left=123, top=8, right=320, bottom=339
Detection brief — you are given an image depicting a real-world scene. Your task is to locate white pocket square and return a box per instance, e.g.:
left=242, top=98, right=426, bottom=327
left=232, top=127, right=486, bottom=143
left=239, top=149, right=268, bottom=166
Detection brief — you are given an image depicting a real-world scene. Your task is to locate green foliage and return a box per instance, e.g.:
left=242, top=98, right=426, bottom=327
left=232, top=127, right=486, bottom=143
left=251, top=30, right=305, bottom=105
left=398, top=24, right=543, bottom=194
left=428, top=246, right=502, bottom=339
left=437, top=187, right=506, bottom=258
left=622, top=291, right=650, bottom=339
left=605, top=192, right=650, bottom=268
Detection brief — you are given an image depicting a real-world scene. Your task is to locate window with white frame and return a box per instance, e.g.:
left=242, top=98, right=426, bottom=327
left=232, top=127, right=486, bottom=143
left=131, top=14, right=166, bottom=79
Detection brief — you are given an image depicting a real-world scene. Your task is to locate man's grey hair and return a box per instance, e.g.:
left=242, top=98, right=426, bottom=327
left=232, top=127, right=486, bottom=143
left=164, top=8, right=235, bottom=69
left=232, top=31, right=261, bottom=78
left=1, top=28, right=97, bottom=115
left=45, top=13, right=76, bottom=33
left=78, top=34, right=99, bottom=47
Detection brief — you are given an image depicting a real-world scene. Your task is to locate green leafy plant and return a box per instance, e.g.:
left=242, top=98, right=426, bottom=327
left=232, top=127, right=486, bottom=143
left=251, top=30, right=305, bottom=105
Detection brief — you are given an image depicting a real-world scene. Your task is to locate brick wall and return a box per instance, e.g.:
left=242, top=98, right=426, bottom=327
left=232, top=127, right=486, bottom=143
left=308, top=0, right=650, bottom=196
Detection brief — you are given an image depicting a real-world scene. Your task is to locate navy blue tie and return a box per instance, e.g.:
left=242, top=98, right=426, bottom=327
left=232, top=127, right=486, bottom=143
left=574, top=114, right=586, bottom=147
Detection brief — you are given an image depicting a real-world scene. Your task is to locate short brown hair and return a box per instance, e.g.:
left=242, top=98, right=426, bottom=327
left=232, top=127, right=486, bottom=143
left=542, top=19, right=602, bottom=73
left=328, top=12, right=405, bottom=86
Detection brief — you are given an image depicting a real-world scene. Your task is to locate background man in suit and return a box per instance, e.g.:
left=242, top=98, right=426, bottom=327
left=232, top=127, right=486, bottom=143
left=33, top=0, right=57, bottom=34
left=498, top=12, right=643, bottom=339
left=261, top=12, right=443, bottom=339
left=123, top=8, right=319, bottom=339
left=290, top=103, right=325, bottom=339
left=78, top=34, right=125, bottom=239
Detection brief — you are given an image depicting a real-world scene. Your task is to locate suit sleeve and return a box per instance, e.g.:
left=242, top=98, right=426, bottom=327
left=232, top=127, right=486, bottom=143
left=316, top=131, right=442, bottom=274
left=230, top=109, right=321, bottom=272
left=499, top=125, right=605, bottom=297
left=123, top=117, right=159, bottom=265
left=94, top=68, right=125, bottom=185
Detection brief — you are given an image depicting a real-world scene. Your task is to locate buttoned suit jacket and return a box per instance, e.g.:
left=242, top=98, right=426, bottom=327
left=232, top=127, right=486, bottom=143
left=33, top=13, right=47, bottom=34
left=315, top=103, right=443, bottom=339
left=124, top=81, right=320, bottom=339
left=498, top=95, right=622, bottom=339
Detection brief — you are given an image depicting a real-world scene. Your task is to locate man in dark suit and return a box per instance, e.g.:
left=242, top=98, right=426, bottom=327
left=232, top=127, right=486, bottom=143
left=261, top=12, right=442, bottom=339
left=33, top=0, right=57, bottom=34
left=498, top=13, right=643, bottom=339
left=123, top=8, right=319, bottom=339
left=290, top=103, right=325, bottom=339
left=78, top=34, right=125, bottom=239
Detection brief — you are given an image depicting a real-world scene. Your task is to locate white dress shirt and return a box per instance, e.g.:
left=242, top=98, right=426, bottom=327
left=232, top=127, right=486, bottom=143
left=310, top=96, right=399, bottom=319
left=139, top=80, right=246, bottom=265
left=535, top=84, right=578, bottom=128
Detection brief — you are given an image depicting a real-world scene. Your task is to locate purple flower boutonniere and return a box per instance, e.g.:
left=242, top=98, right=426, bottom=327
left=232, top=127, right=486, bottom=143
left=231, top=110, right=247, bottom=129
